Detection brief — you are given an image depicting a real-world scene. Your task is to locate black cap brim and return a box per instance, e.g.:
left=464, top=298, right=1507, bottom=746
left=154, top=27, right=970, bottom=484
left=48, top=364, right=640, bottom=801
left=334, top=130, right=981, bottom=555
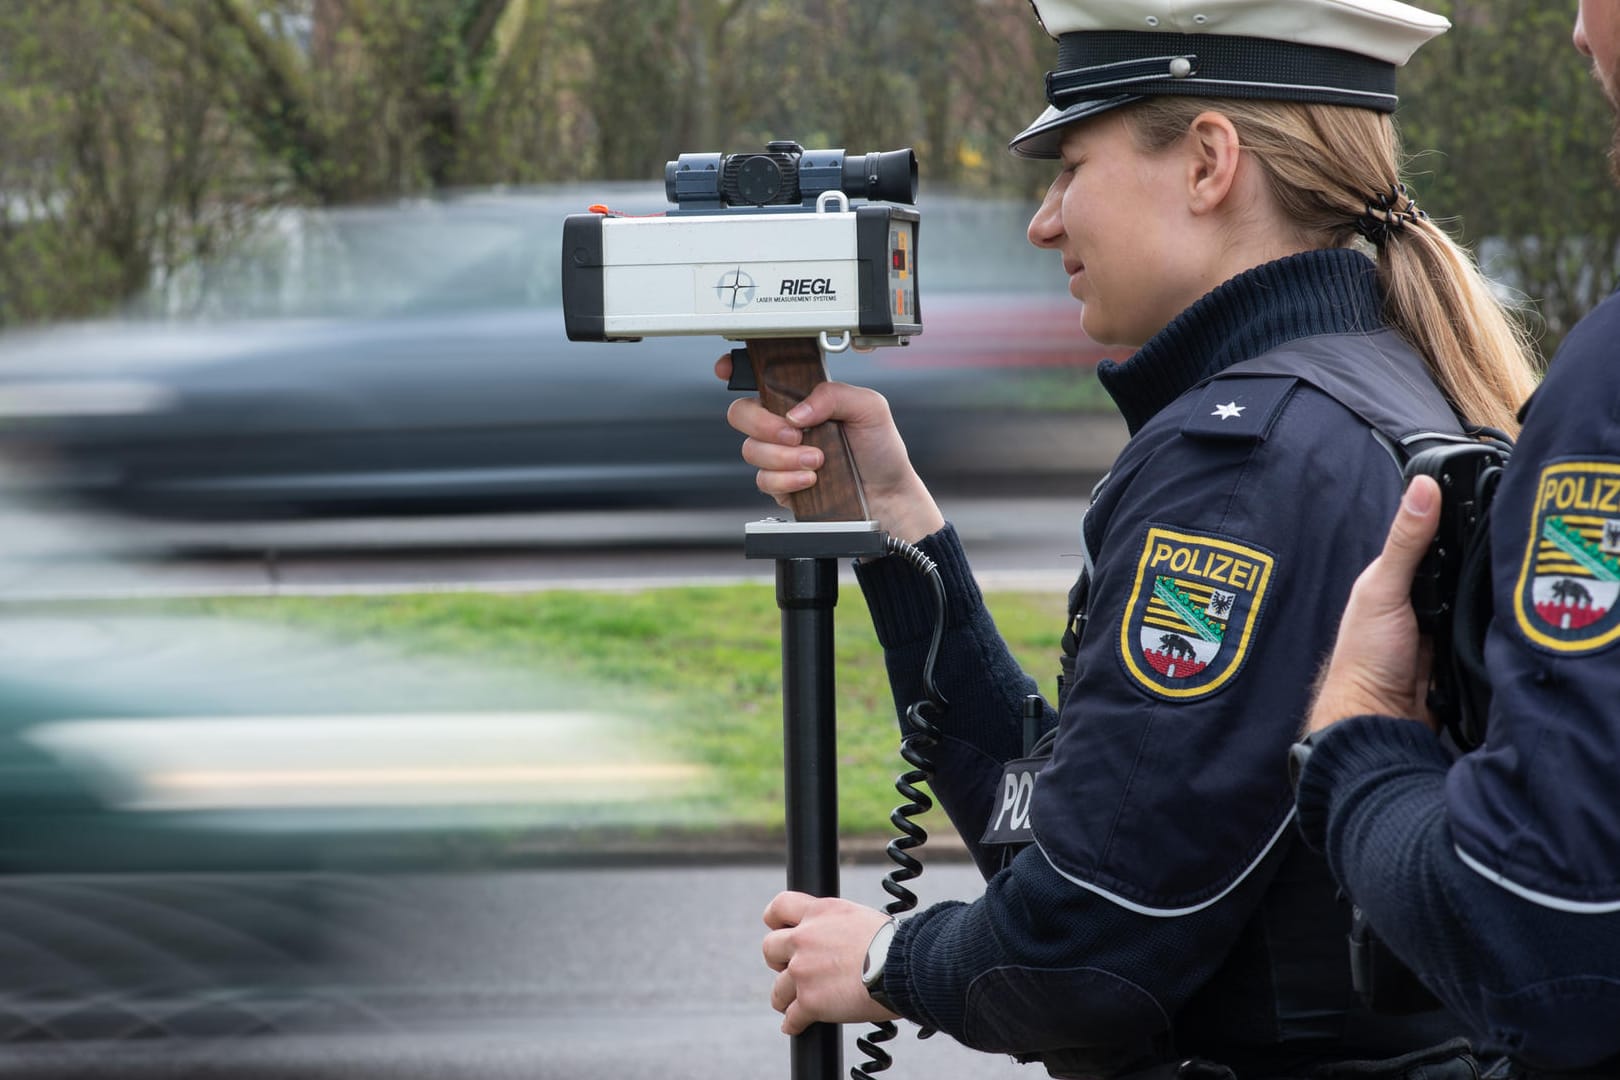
left=1008, top=30, right=1404, bottom=161
left=1007, top=95, right=1142, bottom=159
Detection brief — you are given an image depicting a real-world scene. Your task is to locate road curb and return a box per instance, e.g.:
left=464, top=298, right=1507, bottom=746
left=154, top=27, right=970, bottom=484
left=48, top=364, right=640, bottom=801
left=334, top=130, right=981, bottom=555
left=505, top=826, right=975, bottom=868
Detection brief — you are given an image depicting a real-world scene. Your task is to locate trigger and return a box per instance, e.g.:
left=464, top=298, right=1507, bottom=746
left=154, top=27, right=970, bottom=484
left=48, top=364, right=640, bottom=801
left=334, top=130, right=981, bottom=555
left=726, top=347, right=757, bottom=392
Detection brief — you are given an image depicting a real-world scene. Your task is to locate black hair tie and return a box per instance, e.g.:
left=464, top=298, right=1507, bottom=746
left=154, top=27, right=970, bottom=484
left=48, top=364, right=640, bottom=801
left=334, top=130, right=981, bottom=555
left=1354, top=182, right=1428, bottom=246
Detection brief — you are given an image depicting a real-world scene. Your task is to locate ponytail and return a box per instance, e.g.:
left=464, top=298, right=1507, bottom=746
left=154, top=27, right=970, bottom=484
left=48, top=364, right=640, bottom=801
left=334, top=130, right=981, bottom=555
left=1376, top=207, right=1537, bottom=435
left=1124, top=98, right=1539, bottom=435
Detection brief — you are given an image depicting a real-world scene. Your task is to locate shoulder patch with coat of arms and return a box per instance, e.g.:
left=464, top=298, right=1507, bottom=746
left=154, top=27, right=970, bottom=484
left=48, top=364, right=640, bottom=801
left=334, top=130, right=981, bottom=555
left=1513, top=459, right=1620, bottom=654
left=1118, top=525, right=1275, bottom=700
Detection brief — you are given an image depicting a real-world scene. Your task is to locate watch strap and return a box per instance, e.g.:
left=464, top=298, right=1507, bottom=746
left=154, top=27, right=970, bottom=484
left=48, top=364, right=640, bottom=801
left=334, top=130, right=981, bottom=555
left=1288, top=730, right=1323, bottom=792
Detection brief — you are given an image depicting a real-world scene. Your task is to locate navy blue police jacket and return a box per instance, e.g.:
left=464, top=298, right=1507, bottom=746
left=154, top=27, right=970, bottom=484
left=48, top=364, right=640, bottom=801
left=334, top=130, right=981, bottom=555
left=854, top=249, right=1471, bottom=1076
left=1295, top=286, right=1620, bottom=1071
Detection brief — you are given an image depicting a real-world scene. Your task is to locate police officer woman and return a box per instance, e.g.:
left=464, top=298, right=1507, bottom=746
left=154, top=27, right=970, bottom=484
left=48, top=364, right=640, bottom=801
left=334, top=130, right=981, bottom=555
left=733, top=1, right=1541, bottom=1075
left=1296, top=1, right=1620, bottom=1072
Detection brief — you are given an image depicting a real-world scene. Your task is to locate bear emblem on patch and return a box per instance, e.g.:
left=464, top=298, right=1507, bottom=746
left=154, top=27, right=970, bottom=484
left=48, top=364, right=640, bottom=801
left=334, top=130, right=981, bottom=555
left=1513, top=460, right=1620, bottom=654
left=1119, top=526, right=1274, bottom=700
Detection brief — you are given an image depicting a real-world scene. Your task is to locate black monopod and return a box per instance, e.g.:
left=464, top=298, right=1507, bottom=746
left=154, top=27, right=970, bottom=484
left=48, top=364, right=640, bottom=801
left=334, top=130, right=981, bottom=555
left=730, top=340, right=885, bottom=1080
left=563, top=143, right=939, bottom=1080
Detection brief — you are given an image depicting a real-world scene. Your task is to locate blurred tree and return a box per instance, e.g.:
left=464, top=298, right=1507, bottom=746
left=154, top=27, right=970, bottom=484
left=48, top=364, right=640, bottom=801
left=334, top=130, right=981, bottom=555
left=456, top=0, right=583, bottom=183
left=557, top=0, right=841, bottom=181
left=906, top=0, right=1052, bottom=195
left=553, top=0, right=1051, bottom=193
left=126, top=0, right=539, bottom=200
left=784, top=0, right=1050, bottom=196
left=128, top=0, right=335, bottom=197
left=2, top=0, right=1616, bottom=341
left=0, top=1, right=260, bottom=325
left=1400, top=0, right=1620, bottom=359
left=563, top=0, right=700, bottom=180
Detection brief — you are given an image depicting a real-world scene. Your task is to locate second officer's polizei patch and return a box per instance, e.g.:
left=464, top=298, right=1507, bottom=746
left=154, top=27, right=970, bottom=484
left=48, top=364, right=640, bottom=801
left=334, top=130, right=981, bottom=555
left=1118, top=525, right=1275, bottom=700
left=1513, top=459, right=1620, bottom=654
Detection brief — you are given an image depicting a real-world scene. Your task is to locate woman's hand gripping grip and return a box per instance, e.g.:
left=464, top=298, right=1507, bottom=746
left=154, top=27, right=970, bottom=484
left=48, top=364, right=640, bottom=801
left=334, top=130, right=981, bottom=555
left=744, top=338, right=871, bottom=522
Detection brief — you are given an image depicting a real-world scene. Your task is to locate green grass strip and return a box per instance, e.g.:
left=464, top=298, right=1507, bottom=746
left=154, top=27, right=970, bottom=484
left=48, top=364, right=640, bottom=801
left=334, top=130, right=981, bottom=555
left=159, top=584, right=1067, bottom=840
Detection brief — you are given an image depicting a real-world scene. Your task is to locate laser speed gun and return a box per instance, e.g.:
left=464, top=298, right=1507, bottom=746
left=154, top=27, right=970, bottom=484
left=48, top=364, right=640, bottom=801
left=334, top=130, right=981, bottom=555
left=560, top=141, right=922, bottom=522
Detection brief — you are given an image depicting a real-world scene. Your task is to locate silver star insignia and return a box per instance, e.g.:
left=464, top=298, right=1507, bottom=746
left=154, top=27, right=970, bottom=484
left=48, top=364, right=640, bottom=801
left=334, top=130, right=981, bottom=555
left=1212, top=401, right=1246, bottom=420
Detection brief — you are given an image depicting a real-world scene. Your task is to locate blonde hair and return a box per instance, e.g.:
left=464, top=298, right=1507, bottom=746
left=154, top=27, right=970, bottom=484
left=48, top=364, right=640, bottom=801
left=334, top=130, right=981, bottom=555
left=1122, top=98, right=1539, bottom=435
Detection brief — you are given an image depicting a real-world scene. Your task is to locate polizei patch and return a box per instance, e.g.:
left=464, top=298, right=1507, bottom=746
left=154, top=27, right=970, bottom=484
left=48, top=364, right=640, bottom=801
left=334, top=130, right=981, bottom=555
left=1513, top=460, right=1620, bottom=653
left=1118, top=526, right=1275, bottom=700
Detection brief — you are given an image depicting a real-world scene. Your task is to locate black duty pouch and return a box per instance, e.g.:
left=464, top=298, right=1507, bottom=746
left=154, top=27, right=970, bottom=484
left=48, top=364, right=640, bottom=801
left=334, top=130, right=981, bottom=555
left=980, top=695, right=1056, bottom=857
left=979, top=753, right=1048, bottom=849
left=1034, top=1041, right=1478, bottom=1080
left=1348, top=904, right=1443, bottom=1015
left=1303, top=1037, right=1480, bottom=1080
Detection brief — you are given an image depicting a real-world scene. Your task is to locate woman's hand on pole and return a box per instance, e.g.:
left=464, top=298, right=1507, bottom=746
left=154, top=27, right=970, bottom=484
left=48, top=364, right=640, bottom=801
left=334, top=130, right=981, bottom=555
left=761, top=891, right=900, bottom=1035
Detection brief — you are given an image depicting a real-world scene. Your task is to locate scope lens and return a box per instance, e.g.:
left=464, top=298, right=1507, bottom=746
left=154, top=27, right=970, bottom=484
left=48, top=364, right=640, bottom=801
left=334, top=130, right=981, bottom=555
left=843, top=149, right=918, bottom=204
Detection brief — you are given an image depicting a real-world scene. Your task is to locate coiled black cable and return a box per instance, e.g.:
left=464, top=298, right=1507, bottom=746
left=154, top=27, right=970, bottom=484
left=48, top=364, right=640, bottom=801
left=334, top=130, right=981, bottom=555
left=852, top=534, right=948, bottom=1079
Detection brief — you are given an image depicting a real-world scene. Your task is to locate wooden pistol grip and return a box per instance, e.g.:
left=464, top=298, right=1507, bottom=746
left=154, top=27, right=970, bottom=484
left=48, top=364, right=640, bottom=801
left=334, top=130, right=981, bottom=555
left=745, top=337, right=871, bottom=523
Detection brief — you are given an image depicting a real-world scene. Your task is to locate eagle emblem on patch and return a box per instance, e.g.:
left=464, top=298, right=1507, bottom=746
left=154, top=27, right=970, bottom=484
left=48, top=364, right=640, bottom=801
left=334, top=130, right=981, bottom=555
left=1513, top=460, right=1620, bottom=654
left=1118, top=526, right=1275, bottom=699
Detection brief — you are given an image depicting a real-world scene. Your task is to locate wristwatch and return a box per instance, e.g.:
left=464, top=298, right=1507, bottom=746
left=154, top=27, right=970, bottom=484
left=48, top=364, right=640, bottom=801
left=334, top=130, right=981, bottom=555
left=1287, top=730, right=1322, bottom=792
left=862, top=917, right=899, bottom=1011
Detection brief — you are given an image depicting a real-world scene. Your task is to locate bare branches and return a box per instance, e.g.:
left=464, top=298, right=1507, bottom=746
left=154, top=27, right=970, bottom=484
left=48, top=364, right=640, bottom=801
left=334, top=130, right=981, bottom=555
left=462, top=0, right=513, bottom=62
left=126, top=0, right=334, bottom=199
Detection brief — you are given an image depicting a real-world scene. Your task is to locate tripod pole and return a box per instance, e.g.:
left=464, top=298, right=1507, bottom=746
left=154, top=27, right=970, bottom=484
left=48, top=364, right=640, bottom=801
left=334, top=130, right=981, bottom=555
left=746, top=520, right=888, bottom=1080
left=778, top=555, right=842, bottom=1080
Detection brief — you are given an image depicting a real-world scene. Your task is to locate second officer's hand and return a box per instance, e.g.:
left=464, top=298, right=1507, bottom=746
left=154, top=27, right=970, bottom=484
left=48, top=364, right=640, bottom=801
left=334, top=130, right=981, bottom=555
left=761, top=891, right=899, bottom=1035
left=1306, top=475, right=1443, bottom=736
left=715, top=354, right=945, bottom=543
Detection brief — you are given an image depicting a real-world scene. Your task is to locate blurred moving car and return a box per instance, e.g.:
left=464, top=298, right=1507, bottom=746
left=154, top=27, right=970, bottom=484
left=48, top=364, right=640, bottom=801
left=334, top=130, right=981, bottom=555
left=0, top=613, right=706, bottom=874
left=0, top=185, right=1122, bottom=519
left=0, top=550, right=711, bottom=1066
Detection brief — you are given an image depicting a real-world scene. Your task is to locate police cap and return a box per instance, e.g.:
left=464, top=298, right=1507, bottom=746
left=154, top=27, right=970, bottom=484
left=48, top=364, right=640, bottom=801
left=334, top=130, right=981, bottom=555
left=1010, top=0, right=1450, bottom=158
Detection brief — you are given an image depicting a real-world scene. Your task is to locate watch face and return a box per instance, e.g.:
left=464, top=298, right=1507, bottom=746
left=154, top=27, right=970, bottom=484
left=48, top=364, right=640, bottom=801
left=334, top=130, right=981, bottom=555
left=863, top=918, right=896, bottom=987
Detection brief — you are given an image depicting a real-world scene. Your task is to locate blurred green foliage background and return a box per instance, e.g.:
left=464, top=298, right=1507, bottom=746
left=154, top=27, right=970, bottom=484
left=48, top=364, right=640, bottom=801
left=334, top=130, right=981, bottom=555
left=0, top=0, right=1611, bottom=356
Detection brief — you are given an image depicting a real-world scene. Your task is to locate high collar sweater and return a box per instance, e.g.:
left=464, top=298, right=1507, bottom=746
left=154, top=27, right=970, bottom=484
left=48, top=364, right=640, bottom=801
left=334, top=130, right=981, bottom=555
left=1097, top=247, right=1387, bottom=435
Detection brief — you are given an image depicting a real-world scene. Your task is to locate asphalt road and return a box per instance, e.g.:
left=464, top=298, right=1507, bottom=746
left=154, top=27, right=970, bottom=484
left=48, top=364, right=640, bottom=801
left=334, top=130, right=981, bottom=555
left=0, top=862, right=1028, bottom=1080
left=0, top=494, right=1089, bottom=1075
left=0, top=492, right=1098, bottom=599
left=0, top=446, right=1121, bottom=1080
